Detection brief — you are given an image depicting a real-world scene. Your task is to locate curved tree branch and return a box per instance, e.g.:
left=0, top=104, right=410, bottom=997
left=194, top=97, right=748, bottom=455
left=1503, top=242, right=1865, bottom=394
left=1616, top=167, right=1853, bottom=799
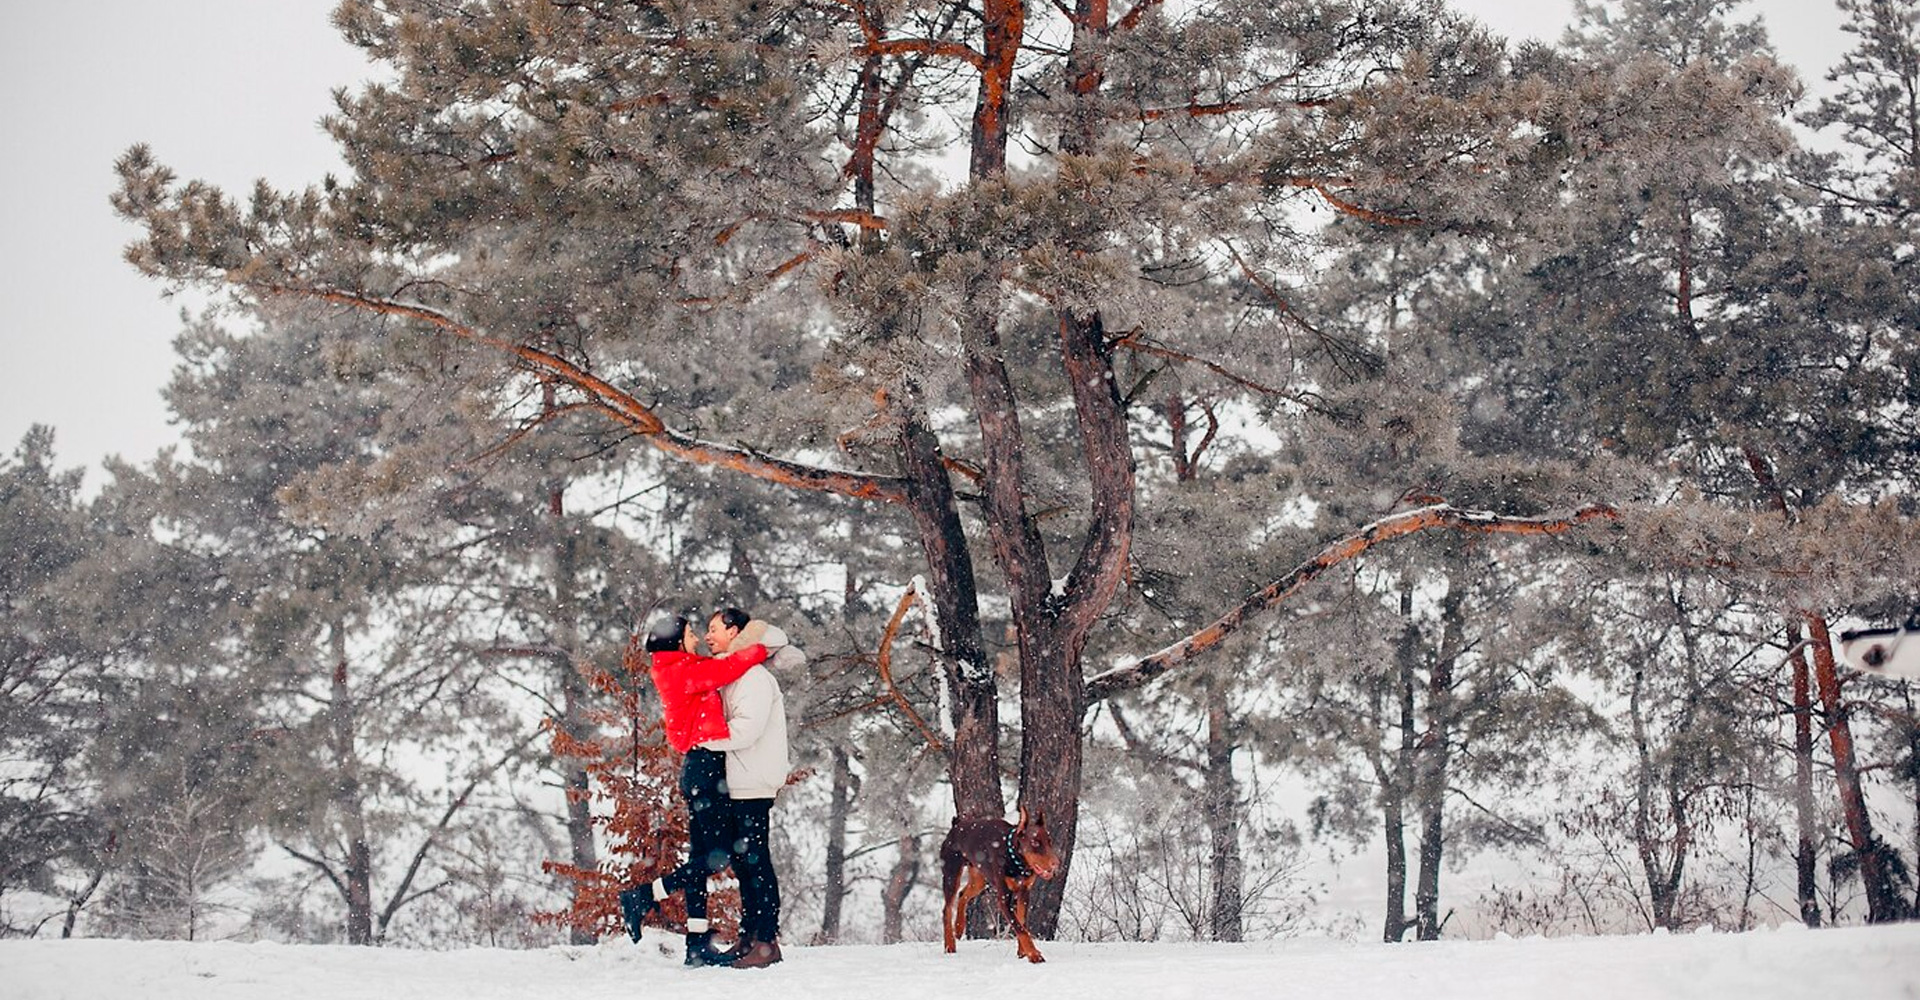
left=1085, top=503, right=1621, bottom=701
left=280, top=842, right=348, bottom=902
left=876, top=583, right=948, bottom=752
left=254, top=283, right=912, bottom=505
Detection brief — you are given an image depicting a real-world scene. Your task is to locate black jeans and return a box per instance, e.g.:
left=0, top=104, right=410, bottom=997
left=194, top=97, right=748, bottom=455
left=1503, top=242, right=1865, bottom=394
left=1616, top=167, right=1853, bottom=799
left=730, top=798, right=780, bottom=942
left=660, top=748, right=731, bottom=921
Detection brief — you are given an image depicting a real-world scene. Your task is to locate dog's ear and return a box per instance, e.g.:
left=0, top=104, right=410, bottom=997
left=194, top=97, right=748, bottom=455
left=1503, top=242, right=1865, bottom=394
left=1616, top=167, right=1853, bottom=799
left=1016, top=805, right=1030, bottom=830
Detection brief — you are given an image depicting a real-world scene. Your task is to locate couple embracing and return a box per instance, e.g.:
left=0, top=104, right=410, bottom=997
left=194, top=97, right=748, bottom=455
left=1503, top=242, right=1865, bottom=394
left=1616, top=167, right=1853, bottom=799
left=620, top=607, right=797, bottom=969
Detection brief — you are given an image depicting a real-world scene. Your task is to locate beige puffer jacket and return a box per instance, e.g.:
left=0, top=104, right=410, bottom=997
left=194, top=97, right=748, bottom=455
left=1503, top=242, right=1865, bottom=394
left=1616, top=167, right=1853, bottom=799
left=699, top=621, right=797, bottom=799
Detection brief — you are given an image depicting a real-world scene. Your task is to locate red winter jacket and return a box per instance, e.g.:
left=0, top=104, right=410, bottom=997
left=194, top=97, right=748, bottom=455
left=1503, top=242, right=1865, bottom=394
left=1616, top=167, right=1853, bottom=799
left=650, top=644, right=770, bottom=752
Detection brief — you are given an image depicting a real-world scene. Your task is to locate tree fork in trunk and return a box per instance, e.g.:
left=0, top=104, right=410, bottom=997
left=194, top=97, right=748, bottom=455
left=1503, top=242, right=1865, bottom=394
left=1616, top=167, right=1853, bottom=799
left=1628, top=656, right=1687, bottom=929
left=1007, top=0, right=1134, bottom=937
left=951, top=203, right=1071, bottom=928
left=845, top=26, right=1003, bottom=819
left=1171, top=390, right=1245, bottom=942
left=1019, top=306, right=1139, bottom=935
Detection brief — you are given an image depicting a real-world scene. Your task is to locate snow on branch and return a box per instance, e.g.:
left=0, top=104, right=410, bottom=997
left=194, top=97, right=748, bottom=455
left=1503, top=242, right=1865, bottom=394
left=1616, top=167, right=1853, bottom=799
left=1083, top=502, right=1621, bottom=702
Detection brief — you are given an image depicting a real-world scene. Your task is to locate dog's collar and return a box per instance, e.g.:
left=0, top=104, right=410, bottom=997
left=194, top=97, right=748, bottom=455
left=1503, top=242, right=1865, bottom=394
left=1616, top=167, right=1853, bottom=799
left=1004, top=834, right=1032, bottom=880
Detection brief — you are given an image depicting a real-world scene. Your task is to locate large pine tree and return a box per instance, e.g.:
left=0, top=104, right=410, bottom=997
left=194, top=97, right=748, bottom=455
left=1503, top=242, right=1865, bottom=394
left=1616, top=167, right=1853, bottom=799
left=110, top=0, right=1912, bottom=935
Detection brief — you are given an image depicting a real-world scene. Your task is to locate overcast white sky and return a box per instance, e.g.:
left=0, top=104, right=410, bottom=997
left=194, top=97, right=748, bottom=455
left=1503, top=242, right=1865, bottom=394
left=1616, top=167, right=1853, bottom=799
left=0, top=1, right=1853, bottom=482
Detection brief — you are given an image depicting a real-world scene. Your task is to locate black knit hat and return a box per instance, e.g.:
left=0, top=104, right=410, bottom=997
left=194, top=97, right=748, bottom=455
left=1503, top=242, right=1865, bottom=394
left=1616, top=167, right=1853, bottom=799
left=644, top=615, right=690, bottom=654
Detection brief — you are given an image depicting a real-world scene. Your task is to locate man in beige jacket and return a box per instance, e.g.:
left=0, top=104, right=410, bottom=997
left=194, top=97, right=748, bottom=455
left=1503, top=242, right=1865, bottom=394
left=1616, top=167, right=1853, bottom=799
left=701, top=609, right=797, bottom=968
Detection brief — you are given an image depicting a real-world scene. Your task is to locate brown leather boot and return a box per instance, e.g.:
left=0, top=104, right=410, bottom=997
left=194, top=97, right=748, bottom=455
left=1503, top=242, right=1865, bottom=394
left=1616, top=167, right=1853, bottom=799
left=730, top=937, right=782, bottom=969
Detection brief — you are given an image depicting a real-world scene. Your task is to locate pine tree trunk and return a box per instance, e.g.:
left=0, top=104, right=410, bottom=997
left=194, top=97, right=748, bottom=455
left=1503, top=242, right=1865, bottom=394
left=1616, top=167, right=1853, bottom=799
left=330, top=623, right=376, bottom=946
left=1204, top=679, right=1244, bottom=941
left=1382, top=792, right=1410, bottom=942
left=1742, top=450, right=1831, bottom=926
left=841, top=38, right=1001, bottom=825
left=842, top=34, right=1000, bottom=826
left=1381, top=608, right=1420, bottom=943
left=967, top=0, right=1023, bottom=179
left=840, top=44, right=1000, bottom=826
left=1905, top=684, right=1920, bottom=917
left=1788, top=626, right=1822, bottom=927
left=1414, top=585, right=1462, bottom=941
left=60, top=839, right=112, bottom=940
left=558, top=680, right=597, bottom=945
left=1628, top=656, right=1686, bottom=930
left=881, top=833, right=921, bottom=944
left=1171, top=392, right=1245, bottom=941
left=1018, top=628, right=1086, bottom=939
left=1806, top=614, right=1908, bottom=922
left=345, top=837, right=374, bottom=946
left=1412, top=773, right=1446, bottom=939
left=547, top=466, right=599, bottom=946
left=817, top=746, right=855, bottom=943
left=894, top=393, right=1003, bottom=821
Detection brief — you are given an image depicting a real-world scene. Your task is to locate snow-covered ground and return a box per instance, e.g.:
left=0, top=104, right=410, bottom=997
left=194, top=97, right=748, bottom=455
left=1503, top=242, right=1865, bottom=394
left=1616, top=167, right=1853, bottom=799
left=7, top=924, right=1919, bottom=1000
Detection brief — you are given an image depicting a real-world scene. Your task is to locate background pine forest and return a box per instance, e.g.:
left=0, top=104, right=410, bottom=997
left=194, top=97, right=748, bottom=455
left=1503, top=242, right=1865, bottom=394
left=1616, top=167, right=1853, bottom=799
left=5, top=0, right=1920, bottom=948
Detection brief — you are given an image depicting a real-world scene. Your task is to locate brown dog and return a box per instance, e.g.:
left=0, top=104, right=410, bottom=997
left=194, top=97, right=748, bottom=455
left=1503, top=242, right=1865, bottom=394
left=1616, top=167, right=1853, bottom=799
left=939, top=808, right=1063, bottom=963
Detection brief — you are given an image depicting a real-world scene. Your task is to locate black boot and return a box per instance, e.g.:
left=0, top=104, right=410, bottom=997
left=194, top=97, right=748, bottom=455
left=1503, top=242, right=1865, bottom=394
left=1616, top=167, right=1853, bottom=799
left=618, top=886, right=659, bottom=942
left=684, top=932, right=739, bottom=967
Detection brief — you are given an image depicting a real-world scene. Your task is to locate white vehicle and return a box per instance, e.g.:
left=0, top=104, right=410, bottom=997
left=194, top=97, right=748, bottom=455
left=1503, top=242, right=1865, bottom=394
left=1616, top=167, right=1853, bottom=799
left=1838, top=624, right=1920, bottom=680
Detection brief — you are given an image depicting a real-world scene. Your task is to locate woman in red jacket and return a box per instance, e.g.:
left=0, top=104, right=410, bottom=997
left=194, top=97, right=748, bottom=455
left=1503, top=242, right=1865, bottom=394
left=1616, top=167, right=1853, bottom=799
left=619, top=614, right=767, bottom=965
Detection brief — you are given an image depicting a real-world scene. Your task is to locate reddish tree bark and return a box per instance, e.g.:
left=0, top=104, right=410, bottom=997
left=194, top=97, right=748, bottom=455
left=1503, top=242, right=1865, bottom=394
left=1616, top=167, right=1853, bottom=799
left=1806, top=614, right=1909, bottom=922
left=1745, top=447, right=1903, bottom=923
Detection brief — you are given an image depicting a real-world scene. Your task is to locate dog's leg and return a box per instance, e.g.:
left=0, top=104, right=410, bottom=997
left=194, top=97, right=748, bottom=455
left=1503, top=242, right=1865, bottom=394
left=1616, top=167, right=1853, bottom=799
left=941, top=855, right=966, bottom=953
left=951, top=868, right=989, bottom=951
left=1011, top=888, right=1043, bottom=963
left=993, top=877, right=1044, bottom=963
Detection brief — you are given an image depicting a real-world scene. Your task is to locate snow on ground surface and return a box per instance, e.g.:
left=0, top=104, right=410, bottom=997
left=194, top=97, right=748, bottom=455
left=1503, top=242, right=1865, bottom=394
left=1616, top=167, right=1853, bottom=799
left=6, top=924, right=1919, bottom=1000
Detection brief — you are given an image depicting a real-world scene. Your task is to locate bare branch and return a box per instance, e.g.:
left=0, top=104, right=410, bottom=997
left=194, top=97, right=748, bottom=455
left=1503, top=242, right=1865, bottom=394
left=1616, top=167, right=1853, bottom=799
left=375, top=730, right=542, bottom=940
left=876, top=583, right=949, bottom=752
left=279, top=842, right=349, bottom=902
